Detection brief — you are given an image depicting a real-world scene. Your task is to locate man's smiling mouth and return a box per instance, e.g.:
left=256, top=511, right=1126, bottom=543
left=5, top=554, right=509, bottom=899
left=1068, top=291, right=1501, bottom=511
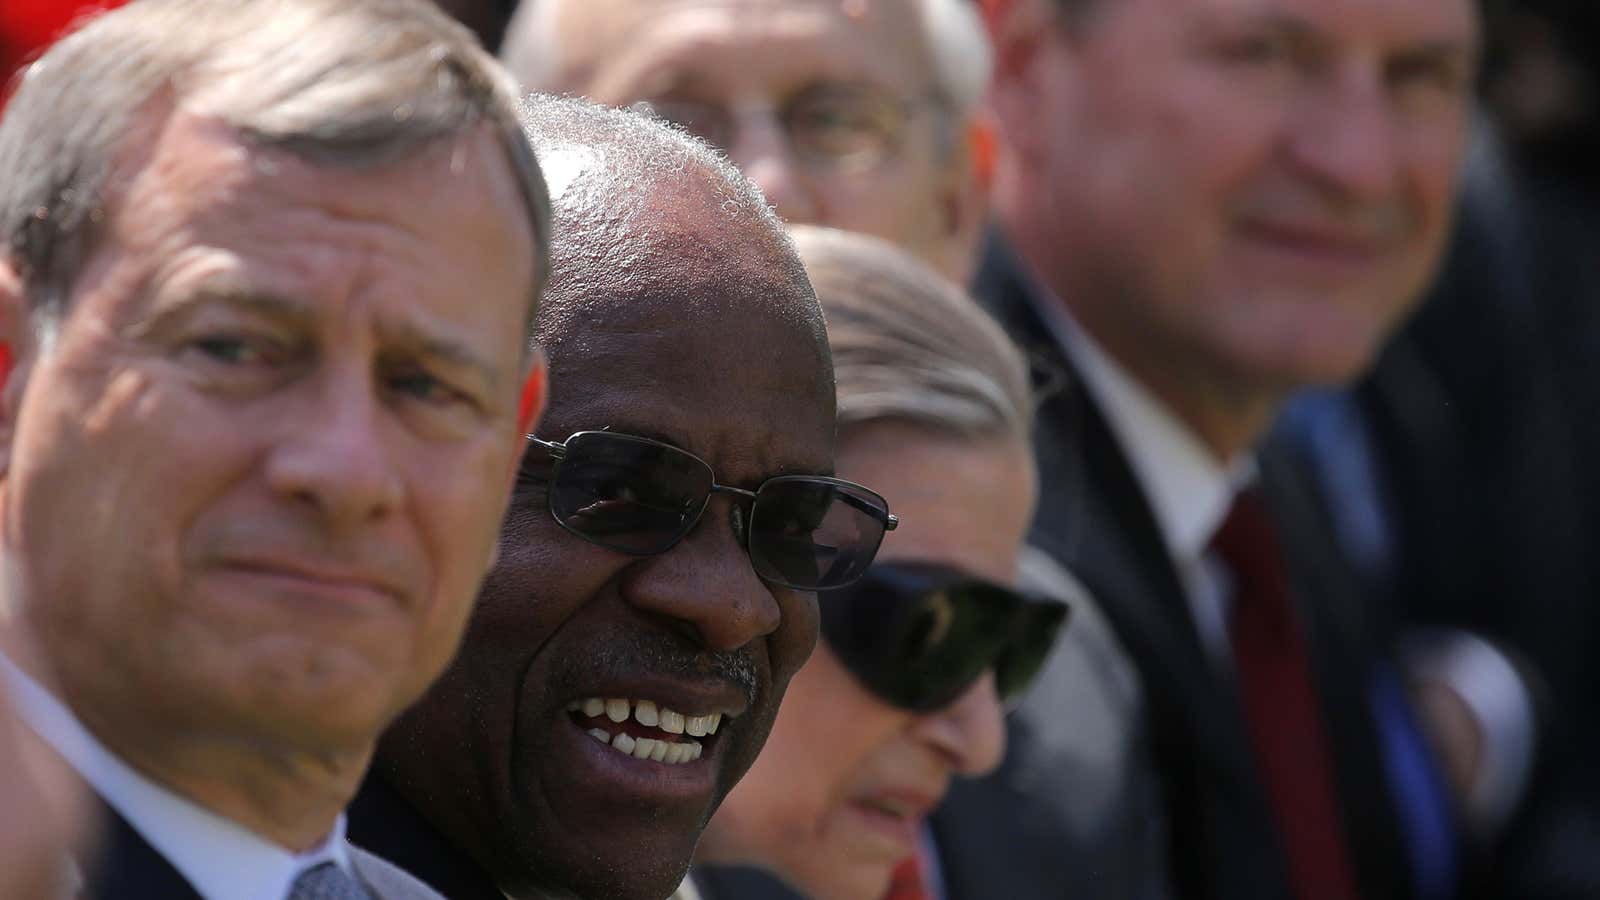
left=567, top=697, right=726, bottom=766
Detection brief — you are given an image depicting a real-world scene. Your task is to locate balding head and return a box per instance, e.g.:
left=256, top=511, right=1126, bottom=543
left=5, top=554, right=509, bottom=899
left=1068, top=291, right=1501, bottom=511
left=517, top=94, right=823, bottom=366
left=500, top=0, right=993, bottom=282
left=374, top=95, right=839, bottom=900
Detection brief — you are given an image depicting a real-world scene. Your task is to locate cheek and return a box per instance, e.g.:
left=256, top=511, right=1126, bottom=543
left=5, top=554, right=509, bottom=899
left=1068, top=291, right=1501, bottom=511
left=733, top=646, right=908, bottom=837
left=766, top=590, right=820, bottom=690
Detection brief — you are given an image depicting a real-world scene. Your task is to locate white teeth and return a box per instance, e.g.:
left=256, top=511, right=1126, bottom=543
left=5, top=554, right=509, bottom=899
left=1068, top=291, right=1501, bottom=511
left=686, top=715, right=710, bottom=737
left=659, top=709, right=686, bottom=734
left=586, top=728, right=611, bottom=744
left=707, top=713, right=722, bottom=735
left=632, top=737, right=657, bottom=759
left=605, top=698, right=630, bottom=723
left=582, top=698, right=605, bottom=718
left=663, top=742, right=686, bottom=764
left=612, top=732, right=636, bottom=754
left=634, top=700, right=659, bottom=727
left=649, top=740, right=669, bottom=762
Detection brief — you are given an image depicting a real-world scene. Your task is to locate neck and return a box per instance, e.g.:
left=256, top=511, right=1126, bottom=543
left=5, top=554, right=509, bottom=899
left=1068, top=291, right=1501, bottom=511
left=14, top=644, right=371, bottom=852
left=1004, top=218, right=1282, bottom=463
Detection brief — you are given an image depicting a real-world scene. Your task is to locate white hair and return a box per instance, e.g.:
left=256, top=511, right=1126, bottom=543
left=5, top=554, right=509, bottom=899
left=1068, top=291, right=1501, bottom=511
left=501, top=0, right=993, bottom=119
left=0, top=0, right=550, bottom=326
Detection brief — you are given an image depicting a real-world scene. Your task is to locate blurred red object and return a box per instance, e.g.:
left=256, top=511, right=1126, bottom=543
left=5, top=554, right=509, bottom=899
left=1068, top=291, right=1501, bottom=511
left=2, top=1, right=126, bottom=102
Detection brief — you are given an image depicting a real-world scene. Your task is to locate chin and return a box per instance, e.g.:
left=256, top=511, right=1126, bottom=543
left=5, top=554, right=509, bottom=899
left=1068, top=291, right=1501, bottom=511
left=782, top=859, right=894, bottom=900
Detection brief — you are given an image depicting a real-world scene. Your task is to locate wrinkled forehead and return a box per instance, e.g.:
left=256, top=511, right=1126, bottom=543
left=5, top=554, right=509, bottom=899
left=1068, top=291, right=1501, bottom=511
left=538, top=239, right=834, bottom=477
left=546, top=0, right=935, bottom=98
left=1170, top=0, right=1479, bottom=47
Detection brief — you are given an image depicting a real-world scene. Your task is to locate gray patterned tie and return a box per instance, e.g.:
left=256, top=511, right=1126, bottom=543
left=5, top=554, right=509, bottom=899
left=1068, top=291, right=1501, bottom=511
left=289, top=862, right=373, bottom=900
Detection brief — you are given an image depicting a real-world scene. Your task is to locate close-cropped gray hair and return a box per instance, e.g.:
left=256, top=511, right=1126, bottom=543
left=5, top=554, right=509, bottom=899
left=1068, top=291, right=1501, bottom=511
left=790, top=225, right=1032, bottom=444
left=0, top=0, right=551, bottom=328
left=501, top=0, right=992, bottom=121
left=515, top=93, right=819, bottom=353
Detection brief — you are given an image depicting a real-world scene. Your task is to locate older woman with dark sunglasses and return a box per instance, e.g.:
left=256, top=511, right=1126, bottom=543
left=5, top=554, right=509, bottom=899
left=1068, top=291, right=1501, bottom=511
left=688, top=226, right=1067, bottom=900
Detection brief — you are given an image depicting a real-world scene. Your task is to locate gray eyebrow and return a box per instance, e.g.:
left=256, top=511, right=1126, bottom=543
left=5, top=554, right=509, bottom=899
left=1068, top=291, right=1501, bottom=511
left=135, top=280, right=502, bottom=391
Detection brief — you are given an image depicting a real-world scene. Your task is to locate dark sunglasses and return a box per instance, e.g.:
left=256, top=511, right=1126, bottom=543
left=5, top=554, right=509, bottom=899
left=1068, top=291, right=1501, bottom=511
left=820, top=562, right=1070, bottom=713
left=521, top=430, right=898, bottom=590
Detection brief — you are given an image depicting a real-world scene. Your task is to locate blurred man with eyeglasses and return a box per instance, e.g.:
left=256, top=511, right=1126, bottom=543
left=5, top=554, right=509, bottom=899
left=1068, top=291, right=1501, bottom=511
left=499, top=0, right=993, bottom=283
left=349, top=95, right=901, bottom=900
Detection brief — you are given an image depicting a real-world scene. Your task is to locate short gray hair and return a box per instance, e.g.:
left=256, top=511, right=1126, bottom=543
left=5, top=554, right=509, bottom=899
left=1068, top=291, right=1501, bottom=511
left=501, top=0, right=992, bottom=119
left=790, top=224, right=1032, bottom=444
left=0, top=0, right=551, bottom=327
left=515, top=93, right=821, bottom=352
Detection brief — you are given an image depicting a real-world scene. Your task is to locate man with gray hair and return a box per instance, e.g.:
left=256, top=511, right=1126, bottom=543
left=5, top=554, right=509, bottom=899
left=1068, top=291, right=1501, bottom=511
left=348, top=94, right=899, bottom=900
left=499, top=0, right=993, bottom=283
left=0, top=1, right=551, bottom=897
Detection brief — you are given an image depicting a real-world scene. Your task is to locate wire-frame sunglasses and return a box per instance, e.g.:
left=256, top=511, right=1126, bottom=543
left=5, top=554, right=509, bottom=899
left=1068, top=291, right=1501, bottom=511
left=522, top=430, right=898, bottom=590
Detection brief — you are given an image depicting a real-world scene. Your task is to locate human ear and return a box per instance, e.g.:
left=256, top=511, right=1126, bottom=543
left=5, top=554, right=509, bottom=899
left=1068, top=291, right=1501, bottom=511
left=932, top=116, right=997, bottom=284
left=0, top=263, right=33, bottom=485
left=504, top=347, right=548, bottom=488
left=985, top=0, right=1065, bottom=168
left=515, top=347, right=548, bottom=437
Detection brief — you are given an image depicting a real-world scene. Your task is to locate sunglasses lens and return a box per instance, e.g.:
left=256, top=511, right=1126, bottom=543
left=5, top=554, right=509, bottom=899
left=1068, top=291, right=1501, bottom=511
left=747, top=479, right=890, bottom=589
left=549, top=433, right=713, bottom=554
left=821, top=567, right=1019, bottom=712
left=994, top=601, right=1071, bottom=703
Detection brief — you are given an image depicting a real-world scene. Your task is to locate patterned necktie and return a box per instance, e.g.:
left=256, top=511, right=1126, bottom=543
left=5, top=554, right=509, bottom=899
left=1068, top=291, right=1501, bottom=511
left=289, top=862, right=372, bottom=900
left=882, top=856, right=930, bottom=900
left=1213, top=487, right=1361, bottom=900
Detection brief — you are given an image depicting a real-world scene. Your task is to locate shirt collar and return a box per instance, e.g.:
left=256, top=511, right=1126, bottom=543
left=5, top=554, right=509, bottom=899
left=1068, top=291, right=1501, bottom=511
left=0, top=651, right=353, bottom=900
left=1023, top=278, right=1251, bottom=565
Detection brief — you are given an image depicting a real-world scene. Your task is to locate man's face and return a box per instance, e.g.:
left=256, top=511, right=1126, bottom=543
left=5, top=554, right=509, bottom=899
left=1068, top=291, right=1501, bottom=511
left=537, top=0, right=974, bottom=277
left=381, top=211, right=834, bottom=900
left=1004, top=0, right=1478, bottom=396
left=4, top=111, right=538, bottom=759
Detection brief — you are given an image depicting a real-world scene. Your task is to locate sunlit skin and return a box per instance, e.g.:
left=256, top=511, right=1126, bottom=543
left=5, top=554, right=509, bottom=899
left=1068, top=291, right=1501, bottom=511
left=0, top=109, right=543, bottom=850
left=699, top=422, right=1036, bottom=900
left=527, top=0, right=985, bottom=280
left=377, top=177, right=835, bottom=900
left=991, top=0, right=1479, bottom=459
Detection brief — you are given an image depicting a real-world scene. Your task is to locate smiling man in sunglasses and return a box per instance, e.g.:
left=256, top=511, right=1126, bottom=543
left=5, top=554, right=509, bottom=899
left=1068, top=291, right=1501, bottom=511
left=348, top=95, right=896, bottom=900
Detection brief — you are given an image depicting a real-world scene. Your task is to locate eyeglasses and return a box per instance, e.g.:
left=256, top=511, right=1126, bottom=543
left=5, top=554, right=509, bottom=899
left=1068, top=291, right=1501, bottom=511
left=631, top=83, right=941, bottom=174
left=521, top=430, right=898, bottom=590
left=820, top=563, right=1070, bottom=713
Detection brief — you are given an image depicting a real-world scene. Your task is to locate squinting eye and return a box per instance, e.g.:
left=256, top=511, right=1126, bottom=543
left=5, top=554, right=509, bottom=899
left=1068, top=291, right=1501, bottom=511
left=191, top=335, right=263, bottom=365
left=389, top=371, right=465, bottom=406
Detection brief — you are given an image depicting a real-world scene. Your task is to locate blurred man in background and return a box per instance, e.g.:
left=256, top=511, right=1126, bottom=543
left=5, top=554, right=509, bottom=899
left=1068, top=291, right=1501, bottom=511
left=499, top=0, right=993, bottom=282
left=939, top=0, right=1490, bottom=898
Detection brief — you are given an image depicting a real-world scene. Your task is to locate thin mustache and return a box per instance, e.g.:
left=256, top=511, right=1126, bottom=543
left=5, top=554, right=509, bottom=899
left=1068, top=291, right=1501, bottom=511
left=564, top=637, right=760, bottom=705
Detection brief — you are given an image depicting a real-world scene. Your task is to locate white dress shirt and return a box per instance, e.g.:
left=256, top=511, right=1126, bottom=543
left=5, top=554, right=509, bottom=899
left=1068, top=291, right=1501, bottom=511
left=1029, top=293, right=1250, bottom=663
left=0, top=651, right=356, bottom=900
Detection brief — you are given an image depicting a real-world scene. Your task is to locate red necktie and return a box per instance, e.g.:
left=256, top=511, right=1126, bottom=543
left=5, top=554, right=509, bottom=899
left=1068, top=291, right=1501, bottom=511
left=882, top=856, right=930, bottom=900
left=1212, top=488, right=1361, bottom=900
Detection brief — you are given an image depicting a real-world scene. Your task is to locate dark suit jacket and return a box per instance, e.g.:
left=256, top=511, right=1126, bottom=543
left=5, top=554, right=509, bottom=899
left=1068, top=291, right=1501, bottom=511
left=82, top=791, right=442, bottom=900
left=83, top=803, right=203, bottom=900
left=347, top=772, right=504, bottom=900
left=932, top=235, right=1443, bottom=900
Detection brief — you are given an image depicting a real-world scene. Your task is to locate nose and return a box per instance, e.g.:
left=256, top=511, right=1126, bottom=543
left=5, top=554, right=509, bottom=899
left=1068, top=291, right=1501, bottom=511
left=726, top=111, right=821, bottom=224
left=621, top=497, right=784, bottom=652
left=909, top=671, right=1007, bottom=777
left=263, top=367, right=404, bottom=530
left=1286, top=66, right=1402, bottom=203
